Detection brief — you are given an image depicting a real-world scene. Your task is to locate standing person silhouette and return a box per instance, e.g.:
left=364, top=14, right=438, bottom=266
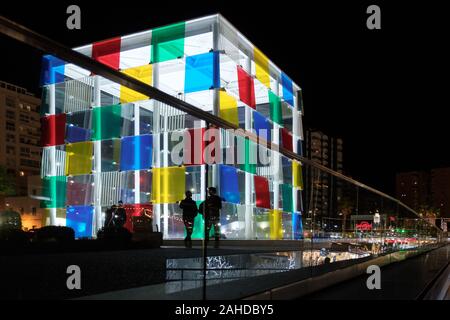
left=104, top=204, right=118, bottom=228
left=200, top=187, right=222, bottom=248
left=179, top=191, right=198, bottom=248
left=113, top=200, right=127, bottom=229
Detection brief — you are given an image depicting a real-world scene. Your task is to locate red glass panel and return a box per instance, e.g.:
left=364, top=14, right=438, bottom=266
left=41, top=114, right=66, bottom=147
left=92, top=37, right=121, bottom=70
left=237, top=66, right=256, bottom=109
left=184, top=128, right=205, bottom=165
left=281, top=128, right=293, bottom=151
left=254, top=175, right=270, bottom=209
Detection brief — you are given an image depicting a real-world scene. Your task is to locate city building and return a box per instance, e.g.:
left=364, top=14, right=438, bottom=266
left=303, top=129, right=343, bottom=232
left=37, top=14, right=305, bottom=239
left=396, top=168, right=450, bottom=218
left=0, top=81, right=41, bottom=201
left=396, top=171, right=430, bottom=211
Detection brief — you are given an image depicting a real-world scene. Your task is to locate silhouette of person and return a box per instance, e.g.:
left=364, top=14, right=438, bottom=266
left=105, top=204, right=117, bottom=228
left=179, top=191, right=198, bottom=247
left=200, top=187, right=222, bottom=248
left=113, top=200, right=127, bottom=229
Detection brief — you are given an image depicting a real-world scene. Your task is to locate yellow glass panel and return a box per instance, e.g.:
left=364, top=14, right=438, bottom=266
left=254, top=47, right=270, bottom=88
left=120, top=64, right=153, bottom=103
left=65, top=141, right=93, bottom=176
left=219, top=90, right=238, bottom=127
left=292, top=161, right=304, bottom=190
left=269, top=209, right=282, bottom=240
left=152, top=166, right=186, bottom=204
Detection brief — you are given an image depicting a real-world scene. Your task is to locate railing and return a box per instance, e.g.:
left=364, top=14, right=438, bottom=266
left=0, top=15, right=445, bottom=300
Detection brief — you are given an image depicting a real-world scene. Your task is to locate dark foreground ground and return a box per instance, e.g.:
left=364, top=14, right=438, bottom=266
left=0, top=245, right=281, bottom=299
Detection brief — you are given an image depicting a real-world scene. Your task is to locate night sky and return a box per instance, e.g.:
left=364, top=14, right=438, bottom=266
left=1, top=1, right=448, bottom=195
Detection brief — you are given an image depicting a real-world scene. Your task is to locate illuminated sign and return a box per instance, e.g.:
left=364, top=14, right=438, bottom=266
left=356, top=221, right=372, bottom=231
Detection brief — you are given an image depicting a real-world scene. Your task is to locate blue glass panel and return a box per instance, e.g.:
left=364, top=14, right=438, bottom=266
left=253, top=111, right=271, bottom=142
left=219, top=165, right=240, bottom=204
left=292, top=213, right=303, bottom=240
left=40, top=55, right=66, bottom=86
left=282, top=157, right=292, bottom=182
left=66, top=125, right=92, bottom=143
left=297, top=138, right=303, bottom=156
left=120, top=134, right=153, bottom=171
left=184, top=52, right=220, bottom=93
left=281, top=73, right=294, bottom=107
left=66, top=205, right=93, bottom=238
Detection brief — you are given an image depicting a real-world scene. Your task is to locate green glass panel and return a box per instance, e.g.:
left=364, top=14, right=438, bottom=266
left=151, top=22, right=186, bottom=63
left=92, top=104, right=122, bottom=141
left=281, top=183, right=293, bottom=212
left=239, top=138, right=256, bottom=174
left=269, top=91, right=282, bottom=125
left=40, top=176, right=67, bottom=208
left=189, top=200, right=215, bottom=239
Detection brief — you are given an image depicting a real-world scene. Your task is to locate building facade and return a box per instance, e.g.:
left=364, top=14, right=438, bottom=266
left=303, top=129, right=343, bottom=232
left=0, top=81, right=41, bottom=199
left=38, top=15, right=305, bottom=239
left=396, top=168, right=450, bottom=219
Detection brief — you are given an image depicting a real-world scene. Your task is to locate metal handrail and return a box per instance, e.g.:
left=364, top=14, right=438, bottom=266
left=0, top=15, right=442, bottom=234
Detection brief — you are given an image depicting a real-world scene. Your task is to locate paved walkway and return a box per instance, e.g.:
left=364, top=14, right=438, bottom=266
left=303, top=245, right=450, bottom=300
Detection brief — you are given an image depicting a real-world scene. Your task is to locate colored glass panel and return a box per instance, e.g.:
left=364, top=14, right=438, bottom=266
left=65, top=141, right=93, bottom=176
left=92, top=104, right=122, bottom=140
left=184, top=52, right=220, bottom=93
left=219, top=165, right=240, bottom=204
left=152, top=166, right=186, bottom=204
left=191, top=201, right=215, bottom=239
left=292, top=213, right=303, bottom=240
left=66, top=125, right=91, bottom=143
left=297, top=138, right=303, bottom=156
left=92, top=38, right=121, bottom=70
left=253, top=111, right=271, bottom=142
left=219, top=90, right=239, bottom=126
left=281, top=128, right=293, bottom=151
left=101, top=139, right=121, bottom=172
left=281, top=184, right=293, bottom=212
left=66, top=205, right=94, bottom=238
left=120, top=170, right=152, bottom=204
left=254, top=47, right=270, bottom=88
left=120, top=135, right=153, bottom=171
left=41, top=114, right=66, bottom=147
left=151, top=22, right=185, bottom=63
left=269, top=209, right=282, bottom=240
left=281, top=73, right=294, bottom=106
left=40, top=55, right=65, bottom=86
left=40, top=176, right=67, bottom=208
left=120, top=64, right=153, bottom=103
left=254, top=175, right=270, bottom=209
left=239, top=137, right=256, bottom=174
left=293, top=161, right=304, bottom=190
left=237, top=66, right=256, bottom=108
left=66, top=175, right=94, bottom=206
left=269, top=91, right=282, bottom=125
